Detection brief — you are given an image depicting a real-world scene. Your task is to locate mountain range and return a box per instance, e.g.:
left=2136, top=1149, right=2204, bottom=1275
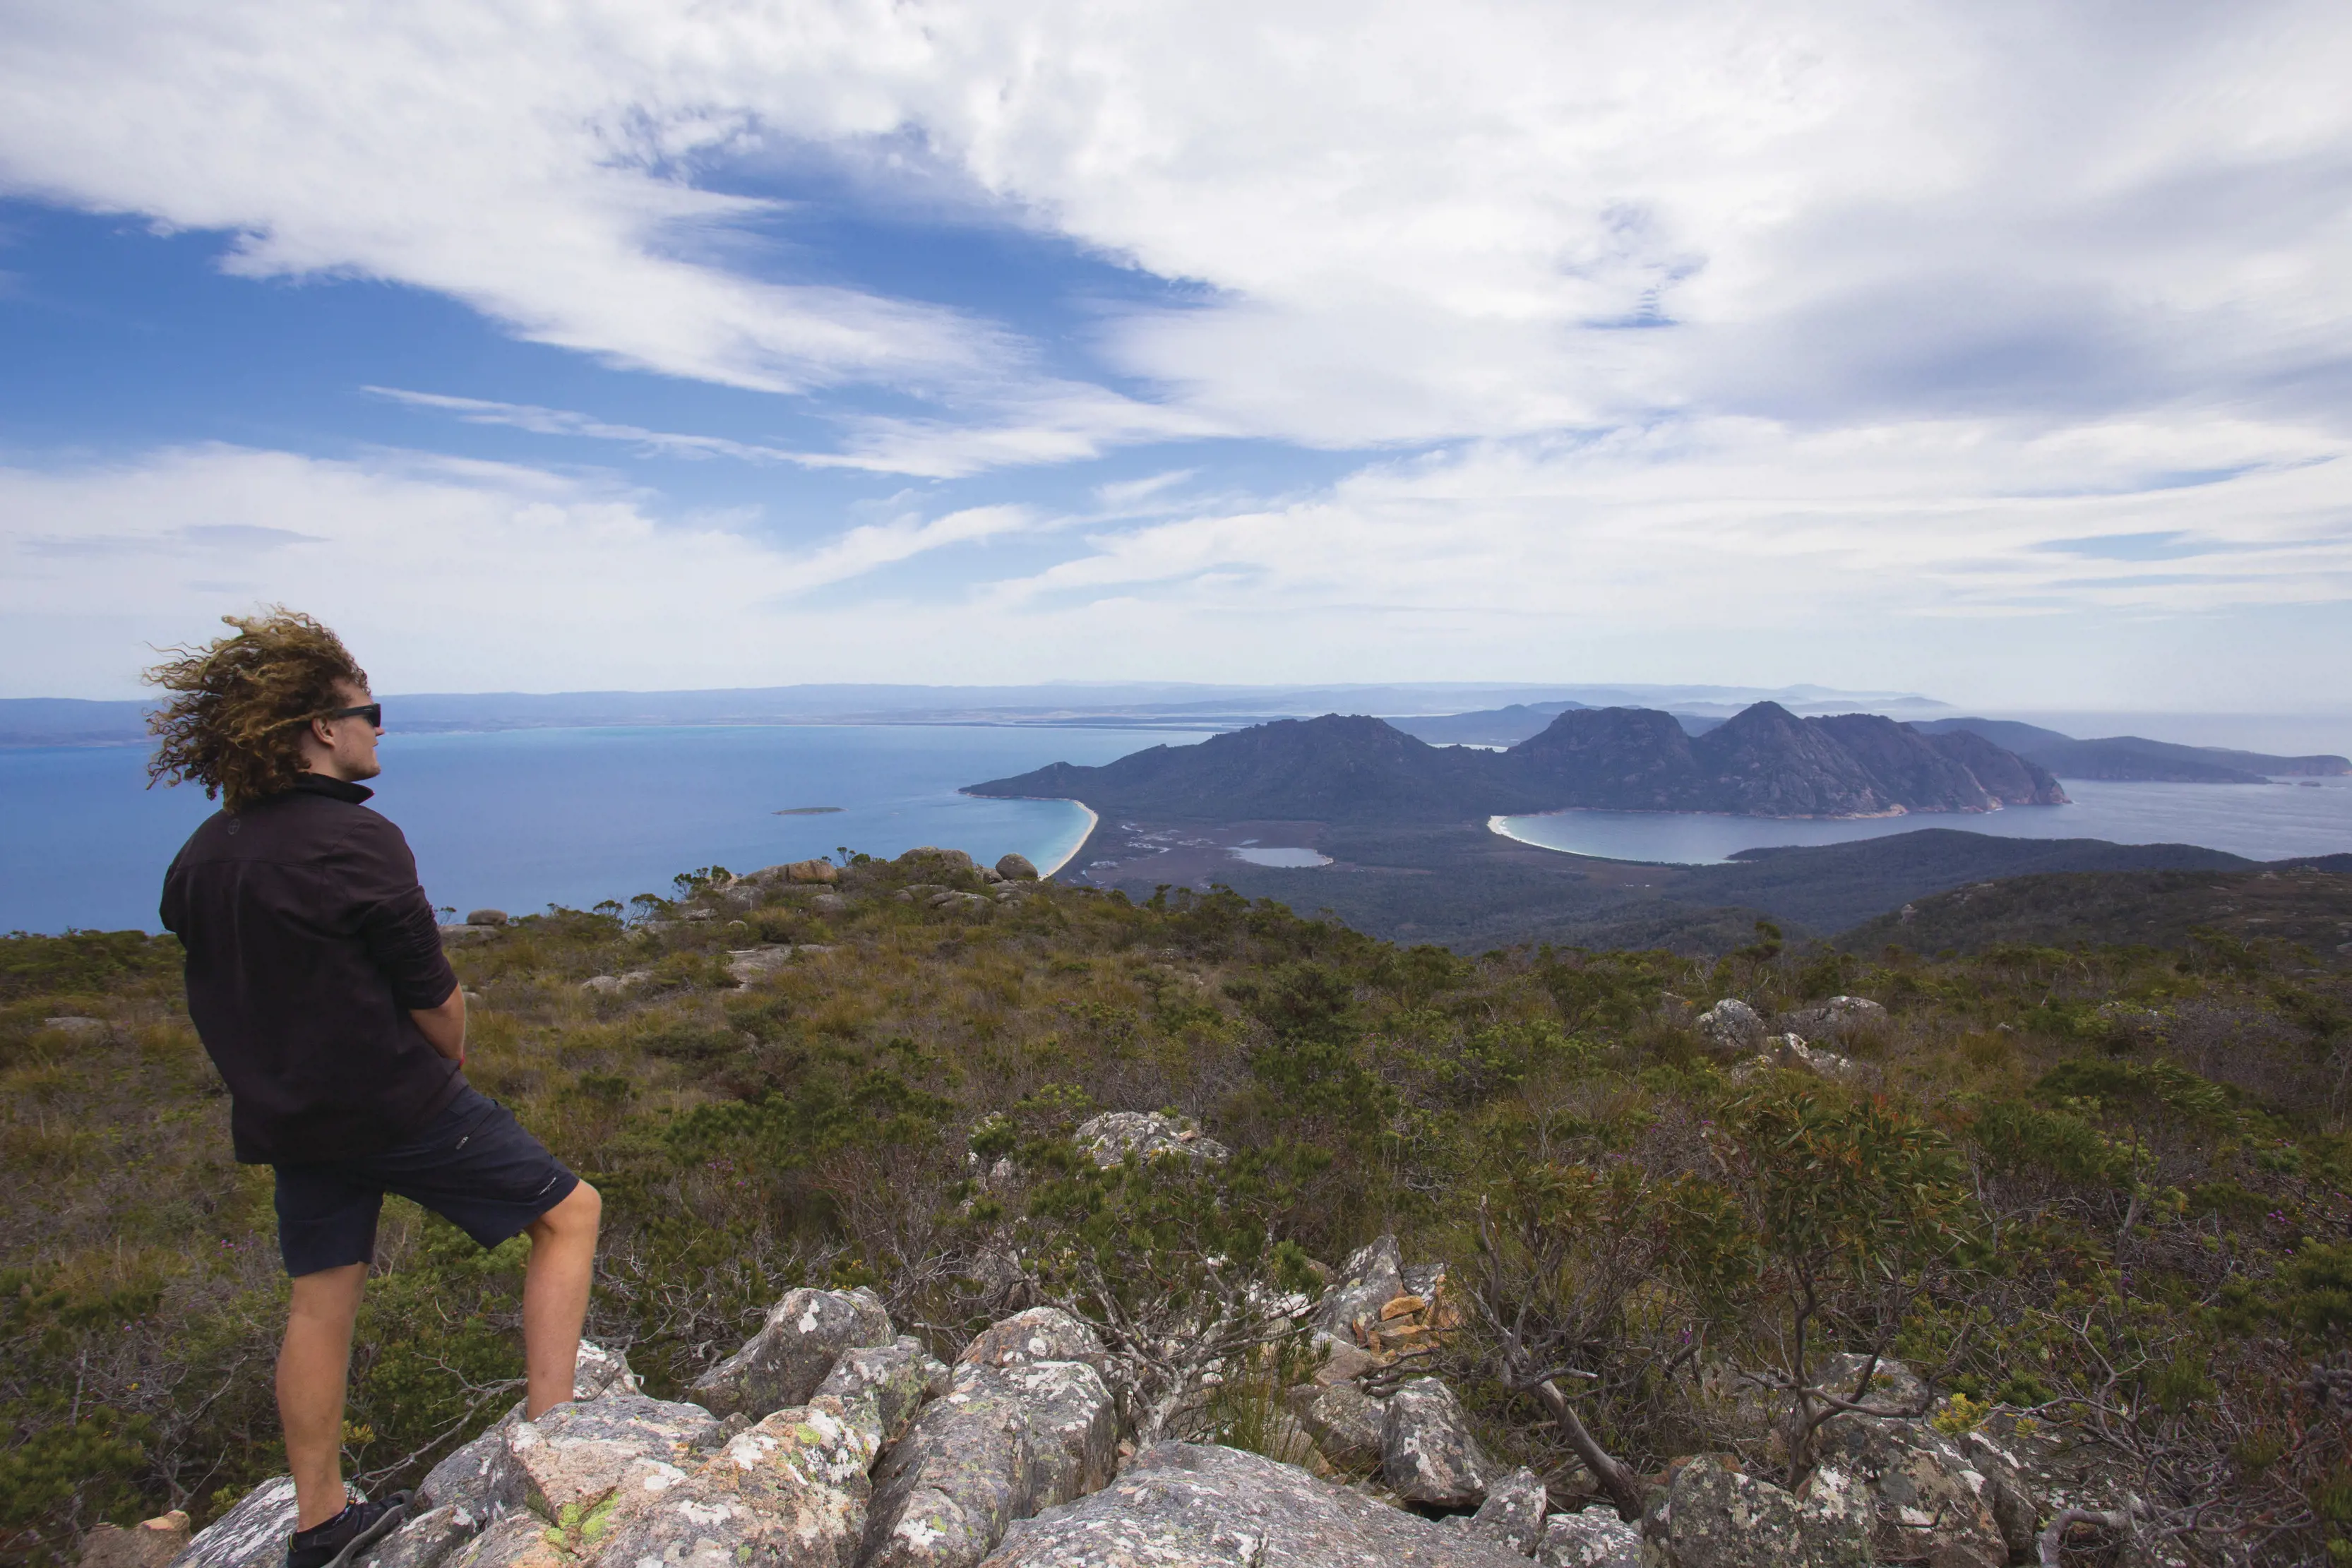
left=967, top=700, right=2067, bottom=822
left=1911, top=717, right=2349, bottom=783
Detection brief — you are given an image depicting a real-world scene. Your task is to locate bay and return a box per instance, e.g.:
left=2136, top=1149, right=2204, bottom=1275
left=0, top=724, right=1208, bottom=935
left=1493, top=775, right=2352, bottom=866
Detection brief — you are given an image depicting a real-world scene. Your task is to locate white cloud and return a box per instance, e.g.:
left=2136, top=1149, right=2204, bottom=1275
left=3, top=3, right=2351, bottom=706
left=6, top=1, right=2347, bottom=452
left=0, top=446, right=1042, bottom=692
left=6, top=421, right=2344, bottom=710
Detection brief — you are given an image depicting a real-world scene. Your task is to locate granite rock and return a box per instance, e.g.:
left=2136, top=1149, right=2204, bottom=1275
left=693, top=1288, right=896, bottom=1418
left=1382, top=1378, right=1496, bottom=1508
left=816, top=1336, right=953, bottom=1449
left=979, top=1441, right=1529, bottom=1568
left=1536, top=1507, right=1640, bottom=1568
left=1284, top=1381, right=1387, bottom=1471
left=859, top=1358, right=1118, bottom=1568
left=1466, top=1467, right=1549, bottom=1556
left=1072, top=1112, right=1231, bottom=1168
left=1310, top=1235, right=1404, bottom=1339
left=955, top=1308, right=1108, bottom=1376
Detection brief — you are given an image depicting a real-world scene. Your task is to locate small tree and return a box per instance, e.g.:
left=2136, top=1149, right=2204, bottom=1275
left=1711, top=1084, right=1980, bottom=1483
left=1469, top=1160, right=1751, bottom=1519
left=962, top=1096, right=1322, bottom=1444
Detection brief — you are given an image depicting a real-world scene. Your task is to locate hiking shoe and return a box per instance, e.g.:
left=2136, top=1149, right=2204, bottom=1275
left=285, top=1492, right=410, bottom=1568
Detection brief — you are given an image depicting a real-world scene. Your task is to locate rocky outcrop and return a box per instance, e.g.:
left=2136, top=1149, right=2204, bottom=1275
left=1815, top=1415, right=2013, bottom=1567
left=1651, top=1455, right=1871, bottom=1568
left=489, top=1394, right=722, bottom=1519
left=1285, top=1381, right=1387, bottom=1471
left=79, top=1514, right=189, bottom=1568
left=1383, top=1377, right=1496, bottom=1508
left=954, top=1308, right=1107, bottom=1376
left=167, top=1478, right=305, bottom=1568
left=1695, top=999, right=1765, bottom=1052
left=1072, top=1111, right=1231, bottom=1167
left=993, top=855, right=1039, bottom=882
left=693, top=1288, right=895, bottom=1418
left=1729, top=1035, right=1872, bottom=1086
left=818, top=1338, right=953, bottom=1449
left=982, top=1442, right=1531, bottom=1567
left=858, top=1358, right=1118, bottom=1568
left=587, top=1395, right=877, bottom=1568
left=1777, top=995, right=1888, bottom=1043
left=1309, top=1235, right=1404, bottom=1339
left=1463, top=1467, right=1549, bottom=1555
left=1537, top=1507, right=1640, bottom=1568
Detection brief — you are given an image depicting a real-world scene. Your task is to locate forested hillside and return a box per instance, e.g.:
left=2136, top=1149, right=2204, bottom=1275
left=4, top=851, right=2350, bottom=1565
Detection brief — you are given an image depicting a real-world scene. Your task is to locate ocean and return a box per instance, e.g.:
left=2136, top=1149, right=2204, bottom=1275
left=0, top=724, right=1210, bottom=935
left=8, top=724, right=2351, bottom=935
left=1493, top=775, right=2352, bottom=866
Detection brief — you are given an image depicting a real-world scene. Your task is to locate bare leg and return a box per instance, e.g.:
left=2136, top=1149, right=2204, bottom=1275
left=521, top=1182, right=602, bottom=1419
left=279, top=1263, right=369, bottom=1530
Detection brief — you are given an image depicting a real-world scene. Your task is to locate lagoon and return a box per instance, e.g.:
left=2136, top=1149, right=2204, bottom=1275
left=1493, top=775, right=2352, bottom=866
left=0, top=724, right=1210, bottom=934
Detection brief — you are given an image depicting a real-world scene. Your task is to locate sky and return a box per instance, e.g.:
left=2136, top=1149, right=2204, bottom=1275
left=1, top=1, right=2348, bottom=707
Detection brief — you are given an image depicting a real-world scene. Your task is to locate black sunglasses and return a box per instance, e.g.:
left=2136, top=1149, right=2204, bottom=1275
left=321, top=702, right=382, bottom=727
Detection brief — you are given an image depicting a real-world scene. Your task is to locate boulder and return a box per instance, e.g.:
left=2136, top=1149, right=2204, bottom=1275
left=1072, top=1111, right=1232, bottom=1168
left=438, top=926, right=502, bottom=947
left=1730, top=1036, right=1873, bottom=1086
left=817, top=1336, right=953, bottom=1449
left=590, top=1394, right=877, bottom=1568
left=1382, top=1377, right=1496, bottom=1508
left=417, top=1339, right=640, bottom=1516
left=693, top=1287, right=895, bottom=1418
left=489, top=1394, right=722, bottom=1520
left=787, top=860, right=842, bottom=885
left=900, top=847, right=976, bottom=872
left=1310, top=1234, right=1405, bottom=1339
left=1955, top=1426, right=2044, bottom=1560
left=1695, top=999, right=1766, bottom=1052
left=811, top=894, right=850, bottom=916
left=464, top=910, right=509, bottom=928
left=578, top=971, right=653, bottom=994
left=859, top=1358, right=1118, bottom=1568
left=354, top=1504, right=481, bottom=1568
left=1285, top=1380, right=1387, bottom=1471
left=1306, top=1333, right=1385, bottom=1387
left=955, top=1308, right=1108, bottom=1375
left=1536, top=1507, right=1640, bottom=1568
left=1777, top=996, right=1887, bottom=1042
left=1653, top=1456, right=1872, bottom=1568
left=166, top=1478, right=306, bottom=1568
left=1815, top=1415, right=2007, bottom=1567
left=443, top=1512, right=561, bottom=1568
left=80, top=1514, right=189, bottom=1568
left=727, top=945, right=801, bottom=984
left=981, top=1441, right=1530, bottom=1567
left=1467, top=1467, right=1550, bottom=1555
left=993, top=854, right=1039, bottom=882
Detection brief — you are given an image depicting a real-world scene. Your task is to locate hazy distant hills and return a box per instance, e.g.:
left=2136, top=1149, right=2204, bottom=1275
left=1914, top=717, right=2348, bottom=782
left=968, top=701, right=2066, bottom=822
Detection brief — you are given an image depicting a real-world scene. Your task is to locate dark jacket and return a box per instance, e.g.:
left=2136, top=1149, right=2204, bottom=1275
left=160, top=774, right=465, bottom=1163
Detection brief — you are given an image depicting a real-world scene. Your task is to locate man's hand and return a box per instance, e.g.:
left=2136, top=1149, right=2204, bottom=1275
left=410, top=986, right=467, bottom=1065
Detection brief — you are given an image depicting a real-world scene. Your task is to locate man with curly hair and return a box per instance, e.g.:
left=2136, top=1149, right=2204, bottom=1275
left=152, top=611, right=601, bottom=1568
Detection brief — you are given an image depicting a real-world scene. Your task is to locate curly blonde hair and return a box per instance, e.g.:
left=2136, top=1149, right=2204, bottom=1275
left=145, top=609, right=369, bottom=811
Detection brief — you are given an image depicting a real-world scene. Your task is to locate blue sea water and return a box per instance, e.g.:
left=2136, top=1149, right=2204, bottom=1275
left=0, top=725, right=1210, bottom=935
left=1494, top=775, right=2352, bottom=866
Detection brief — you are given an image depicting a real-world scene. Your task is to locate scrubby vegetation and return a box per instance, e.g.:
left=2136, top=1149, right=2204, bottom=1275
left=4, top=853, right=2351, bottom=1564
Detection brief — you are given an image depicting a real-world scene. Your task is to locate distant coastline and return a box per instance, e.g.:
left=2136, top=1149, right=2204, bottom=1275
left=1039, top=802, right=1099, bottom=878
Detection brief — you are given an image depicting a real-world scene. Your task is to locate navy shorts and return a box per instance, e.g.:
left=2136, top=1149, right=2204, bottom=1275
left=271, top=1087, right=580, bottom=1277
